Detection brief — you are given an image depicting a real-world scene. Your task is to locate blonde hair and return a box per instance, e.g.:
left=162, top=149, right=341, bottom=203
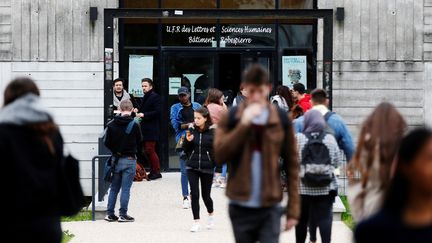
left=119, top=99, right=133, bottom=111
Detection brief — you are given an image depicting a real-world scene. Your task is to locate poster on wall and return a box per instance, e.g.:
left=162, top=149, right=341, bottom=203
left=169, top=77, right=182, bottom=95
left=282, top=56, right=307, bottom=89
left=128, top=55, right=153, bottom=97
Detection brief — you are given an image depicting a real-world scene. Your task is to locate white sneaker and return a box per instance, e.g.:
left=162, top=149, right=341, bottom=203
left=206, top=215, right=215, bottom=229
left=182, top=198, right=190, bottom=209
left=190, top=222, right=201, bottom=232
left=219, top=182, right=226, bottom=188
left=212, top=178, right=220, bottom=188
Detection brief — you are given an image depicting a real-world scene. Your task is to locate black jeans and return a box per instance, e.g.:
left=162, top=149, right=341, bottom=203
left=187, top=169, right=214, bottom=220
left=295, top=195, right=334, bottom=243
left=229, top=204, right=282, bottom=243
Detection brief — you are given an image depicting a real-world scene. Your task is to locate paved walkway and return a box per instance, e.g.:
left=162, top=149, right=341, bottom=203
left=62, top=173, right=353, bottom=243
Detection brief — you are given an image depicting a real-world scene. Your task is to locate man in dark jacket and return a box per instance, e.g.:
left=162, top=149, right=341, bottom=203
left=137, top=78, right=162, bottom=180
left=104, top=99, right=142, bottom=223
left=214, top=64, right=300, bottom=243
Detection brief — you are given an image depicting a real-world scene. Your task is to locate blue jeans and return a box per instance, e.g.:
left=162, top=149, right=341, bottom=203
left=178, top=151, right=189, bottom=197
left=221, top=164, right=228, bottom=178
left=107, top=157, right=136, bottom=216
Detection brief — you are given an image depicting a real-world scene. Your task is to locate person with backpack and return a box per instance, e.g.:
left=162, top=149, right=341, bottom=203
left=295, top=109, right=342, bottom=243
left=214, top=64, right=300, bottom=243
left=271, top=85, right=294, bottom=112
left=104, top=99, right=143, bottom=223
left=183, top=107, right=216, bottom=232
left=294, top=88, right=354, bottom=161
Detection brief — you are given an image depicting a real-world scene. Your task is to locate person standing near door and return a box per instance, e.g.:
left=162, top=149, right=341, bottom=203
left=170, top=87, right=201, bottom=209
left=137, top=78, right=162, bottom=180
left=112, top=78, right=138, bottom=112
left=214, top=64, right=300, bottom=243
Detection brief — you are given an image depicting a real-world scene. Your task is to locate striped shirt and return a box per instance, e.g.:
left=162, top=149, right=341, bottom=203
left=296, top=133, right=344, bottom=196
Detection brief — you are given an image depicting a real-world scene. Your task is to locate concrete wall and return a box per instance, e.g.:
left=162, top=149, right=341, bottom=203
left=318, top=0, right=429, bottom=138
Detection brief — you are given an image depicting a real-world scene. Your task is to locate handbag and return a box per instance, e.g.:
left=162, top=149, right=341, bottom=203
left=103, top=120, right=136, bottom=182
left=134, top=161, right=148, bottom=181
left=58, top=154, right=85, bottom=216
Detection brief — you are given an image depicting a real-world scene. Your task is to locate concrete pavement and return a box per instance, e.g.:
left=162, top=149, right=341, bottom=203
left=62, top=173, right=353, bottom=243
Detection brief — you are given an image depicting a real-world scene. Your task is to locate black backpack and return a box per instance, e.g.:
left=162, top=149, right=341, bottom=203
left=301, top=132, right=333, bottom=187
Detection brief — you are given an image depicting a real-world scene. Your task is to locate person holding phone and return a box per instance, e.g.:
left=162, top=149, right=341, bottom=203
left=183, top=107, right=216, bottom=232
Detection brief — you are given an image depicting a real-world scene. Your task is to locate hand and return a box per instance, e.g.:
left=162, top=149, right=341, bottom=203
left=284, top=218, right=298, bottom=231
left=240, top=103, right=264, bottom=125
left=137, top=113, right=144, bottom=118
left=188, top=123, right=194, bottom=129
left=133, top=108, right=139, bottom=113
left=186, top=132, right=194, bottom=141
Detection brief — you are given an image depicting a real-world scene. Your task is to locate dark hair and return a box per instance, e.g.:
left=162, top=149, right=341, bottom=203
left=4, top=77, right=40, bottom=106
left=241, top=64, right=270, bottom=85
left=205, top=88, right=224, bottom=106
left=194, top=107, right=213, bottom=130
left=384, top=128, right=432, bottom=213
left=275, top=85, right=294, bottom=110
left=4, top=77, right=58, bottom=154
left=293, top=83, right=306, bottom=94
left=141, top=78, right=153, bottom=87
left=113, top=78, right=124, bottom=86
left=311, top=88, right=328, bottom=104
left=350, top=103, right=407, bottom=191
left=290, top=104, right=304, bottom=119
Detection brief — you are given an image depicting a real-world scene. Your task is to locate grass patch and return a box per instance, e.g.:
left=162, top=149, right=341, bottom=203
left=62, top=230, right=74, bottom=243
left=340, top=195, right=355, bottom=230
left=61, top=210, right=92, bottom=222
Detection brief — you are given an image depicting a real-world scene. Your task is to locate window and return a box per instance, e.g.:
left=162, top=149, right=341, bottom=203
left=162, top=0, right=216, bottom=8
left=221, top=0, right=275, bottom=9
left=278, top=24, right=313, bottom=48
left=280, top=0, right=314, bottom=9
left=122, top=0, right=159, bottom=8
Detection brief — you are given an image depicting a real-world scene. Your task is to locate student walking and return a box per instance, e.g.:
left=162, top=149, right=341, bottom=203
left=170, top=87, right=201, bottom=209
left=271, top=85, right=294, bottom=112
left=355, top=128, right=432, bottom=243
left=215, top=64, right=300, bottom=243
left=294, top=88, right=354, bottom=161
left=104, top=99, right=143, bottom=222
left=205, top=88, right=228, bottom=188
left=295, top=110, right=343, bottom=243
left=183, top=107, right=216, bottom=232
left=0, top=78, right=83, bottom=242
left=348, top=103, right=407, bottom=221
left=137, top=78, right=162, bottom=180
left=292, top=83, right=311, bottom=113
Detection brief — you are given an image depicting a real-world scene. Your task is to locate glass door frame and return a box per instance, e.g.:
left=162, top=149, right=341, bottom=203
left=161, top=50, right=218, bottom=170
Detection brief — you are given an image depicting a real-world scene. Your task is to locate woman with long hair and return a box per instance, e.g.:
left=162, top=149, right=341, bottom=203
left=271, top=85, right=294, bottom=112
left=348, top=102, right=407, bottom=221
left=183, top=107, right=216, bottom=232
left=355, top=128, right=432, bottom=242
left=205, top=88, right=228, bottom=188
left=0, top=77, right=65, bottom=242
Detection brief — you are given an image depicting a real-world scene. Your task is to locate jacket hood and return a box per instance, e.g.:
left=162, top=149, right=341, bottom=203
left=111, top=115, right=134, bottom=125
left=0, top=94, right=53, bottom=125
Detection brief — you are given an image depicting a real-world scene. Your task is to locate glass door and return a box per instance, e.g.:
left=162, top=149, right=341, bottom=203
left=164, top=52, right=216, bottom=169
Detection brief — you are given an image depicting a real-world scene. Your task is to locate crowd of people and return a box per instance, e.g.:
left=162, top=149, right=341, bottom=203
left=4, top=63, right=432, bottom=242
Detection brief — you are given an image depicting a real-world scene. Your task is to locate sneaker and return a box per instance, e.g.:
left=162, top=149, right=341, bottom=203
left=182, top=198, right=191, bottom=209
left=206, top=215, right=215, bottom=229
left=190, top=222, right=201, bottom=232
left=148, top=173, right=162, bottom=180
left=219, top=177, right=226, bottom=188
left=118, top=215, right=135, bottom=222
left=104, top=214, right=118, bottom=222
left=212, top=177, right=221, bottom=188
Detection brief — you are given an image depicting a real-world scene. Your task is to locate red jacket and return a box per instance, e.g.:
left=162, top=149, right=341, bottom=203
left=298, top=94, right=312, bottom=113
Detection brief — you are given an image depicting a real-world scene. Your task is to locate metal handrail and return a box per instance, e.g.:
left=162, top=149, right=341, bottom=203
left=91, top=155, right=111, bottom=221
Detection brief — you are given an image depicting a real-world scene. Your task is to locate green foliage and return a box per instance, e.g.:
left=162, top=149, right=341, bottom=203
left=62, top=230, right=74, bottom=243
left=340, top=195, right=355, bottom=230
left=61, top=210, right=92, bottom=222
